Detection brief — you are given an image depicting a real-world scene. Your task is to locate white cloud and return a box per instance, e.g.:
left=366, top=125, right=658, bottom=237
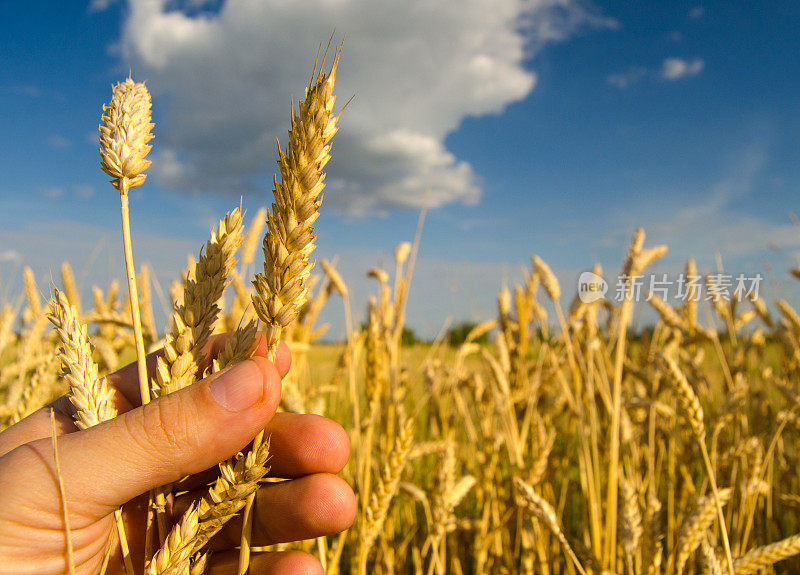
left=47, top=134, right=72, bottom=149
left=118, top=0, right=612, bottom=214
left=0, top=250, right=22, bottom=264
left=665, top=30, right=683, bottom=42
left=74, top=184, right=95, bottom=199
left=88, top=0, right=121, bottom=13
left=609, top=56, right=706, bottom=89
left=607, top=66, right=647, bottom=88
left=689, top=6, right=706, bottom=20
left=149, top=148, right=189, bottom=189
left=0, top=84, right=41, bottom=97
left=661, top=57, right=705, bottom=81
left=39, top=187, right=65, bottom=199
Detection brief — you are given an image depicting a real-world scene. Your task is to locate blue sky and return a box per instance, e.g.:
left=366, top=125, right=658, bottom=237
left=1, top=0, right=799, bottom=337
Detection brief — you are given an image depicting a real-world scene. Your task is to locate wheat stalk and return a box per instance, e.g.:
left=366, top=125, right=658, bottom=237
left=50, top=409, right=75, bottom=575
left=605, top=228, right=667, bottom=571
left=99, top=74, right=159, bottom=569
left=240, top=47, right=341, bottom=573
left=99, top=74, right=153, bottom=405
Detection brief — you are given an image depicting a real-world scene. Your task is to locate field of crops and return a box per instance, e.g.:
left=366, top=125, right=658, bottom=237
left=2, top=49, right=800, bottom=575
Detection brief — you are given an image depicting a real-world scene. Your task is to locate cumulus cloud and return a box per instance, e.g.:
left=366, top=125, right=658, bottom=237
left=119, top=0, right=612, bottom=214
left=661, top=57, right=705, bottom=81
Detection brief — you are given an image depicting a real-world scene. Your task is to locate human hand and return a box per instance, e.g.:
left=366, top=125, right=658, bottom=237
left=0, top=334, right=355, bottom=574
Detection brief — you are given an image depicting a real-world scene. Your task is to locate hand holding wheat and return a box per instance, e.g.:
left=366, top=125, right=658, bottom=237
left=0, top=334, right=354, bottom=574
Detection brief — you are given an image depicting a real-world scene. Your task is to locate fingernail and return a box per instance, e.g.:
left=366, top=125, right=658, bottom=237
left=210, top=361, right=264, bottom=412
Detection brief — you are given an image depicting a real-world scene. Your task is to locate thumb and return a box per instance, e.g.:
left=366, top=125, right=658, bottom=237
left=56, top=357, right=281, bottom=513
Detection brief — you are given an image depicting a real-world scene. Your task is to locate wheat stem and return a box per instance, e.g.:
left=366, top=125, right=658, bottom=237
left=50, top=409, right=75, bottom=575
left=699, top=441, right=736, bottom=575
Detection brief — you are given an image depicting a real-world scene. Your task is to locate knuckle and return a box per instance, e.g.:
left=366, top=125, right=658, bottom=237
left=124, top=394, right=198, bottom=466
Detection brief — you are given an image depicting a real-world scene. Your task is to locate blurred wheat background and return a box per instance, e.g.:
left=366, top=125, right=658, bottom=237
left=6, top=206, right=800, bottom=574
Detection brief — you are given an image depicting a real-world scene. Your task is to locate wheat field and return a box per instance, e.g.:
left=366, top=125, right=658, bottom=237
left=2, top=48, right=800, bottom=575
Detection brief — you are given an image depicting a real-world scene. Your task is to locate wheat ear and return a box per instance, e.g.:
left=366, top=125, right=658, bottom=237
left=673, top=489, right=732, bottom=574
left=48, top=289, right=117, bottom=428
left=619, top=477, right=643, bottom=556
left=514, top=477, right=588, bottom=575
left=152, top=208, right=244, bottom=397
left=240, top=47, right=340, bottom=573
left=661, top=354, right=705, bottom=438
left=250, top=52, right=339, bottom=360
left=60, top=262, right=81, bottom=315
left=702, top=540, right=723, bottom=575
left=213, top=318, right=259, bottom=373
left=148, top=438, right=271, bottom=575
left=733, top=533, right=800, bottom=575
left=48, top=289, right=134, bottom=574
left=361, top=419, right=414, bottom=562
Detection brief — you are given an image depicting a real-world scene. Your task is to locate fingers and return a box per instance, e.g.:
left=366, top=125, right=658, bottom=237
left=248, top=473, right=357, bottom=547
left=174, top=412, right=351, bottom=493
left=206, top=549, right=322, bottom=575
left=176, top=473, right=356, bottom=549
left=3, top=334, right=293, bottom=455
left=253, top=412, right=350, bottom=477
left=10, top=357, right=282, bottom=517
left=0, top=399, right=77, bottom=458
